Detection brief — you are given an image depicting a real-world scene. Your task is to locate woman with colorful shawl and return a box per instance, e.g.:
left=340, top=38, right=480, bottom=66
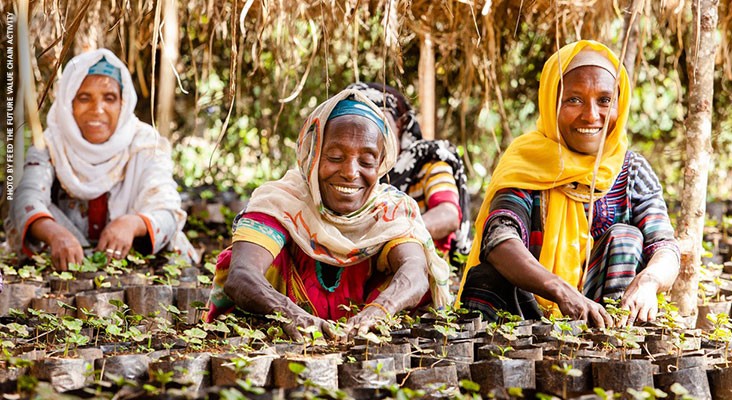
left=204, top=88, right=451, bottom=339
left=347, top=82, right=472, bottom=261
left=457, top=41, right=679, bottom=327
left=7, top=49, right=197, bottom=271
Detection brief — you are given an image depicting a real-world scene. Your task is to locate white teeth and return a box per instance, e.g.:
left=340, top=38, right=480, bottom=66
left=334, top=185, right=359, bottom=194
left=577, top=128, right=601, bottom=134
left=88, top=121, right=104, bottom=126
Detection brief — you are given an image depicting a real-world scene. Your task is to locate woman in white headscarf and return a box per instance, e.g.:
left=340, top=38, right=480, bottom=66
left=8, top=48, right=196, bottom=270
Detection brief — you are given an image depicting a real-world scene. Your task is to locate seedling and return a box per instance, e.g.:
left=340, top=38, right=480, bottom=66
left=604, top=297, right=630, bottom=327
left=551, top=363, right=582, bottom=399
left=60, top=317, right=90, bottom=358
left=489, top=345, right=514, bottom=360
left=297, top=325, right=326, bottom=355
left=626, top=386, right=668, bottom=399
left=358, top=331, right=386, bottom=361
left=550, top=320, right=583, bottom=359
left=705, top=312, right=732, bottom=366
left=181, top=327, right=208, bottom=351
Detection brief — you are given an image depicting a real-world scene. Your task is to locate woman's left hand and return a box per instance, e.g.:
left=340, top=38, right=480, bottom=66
left=346, top=305, right=389, bottom=338
left=96, top=214, right=147, bottom=259
left=619, top=273, right=660, bottom=326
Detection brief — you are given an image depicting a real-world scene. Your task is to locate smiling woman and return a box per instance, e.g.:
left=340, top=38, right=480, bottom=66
left=204, top=88, right=451, bottom=340
left=7, top=49, right=197, bottom=270
left=72, top=74, right=123, bottom=145
left=318, top=115, right=383, bottom=215
left=458, top=40, right=680, bottom=329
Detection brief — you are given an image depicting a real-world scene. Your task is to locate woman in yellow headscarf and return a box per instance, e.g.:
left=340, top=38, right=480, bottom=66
left=457, top=40, right=680, bottom=327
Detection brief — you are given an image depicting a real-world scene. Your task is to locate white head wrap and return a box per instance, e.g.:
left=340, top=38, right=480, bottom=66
left=45, top=48, right=158, bottom=204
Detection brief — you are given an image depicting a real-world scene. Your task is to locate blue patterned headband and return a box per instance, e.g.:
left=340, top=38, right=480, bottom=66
left=327, top=99, right=386, bottom=135
left=87, top=57, right=123, bottom=90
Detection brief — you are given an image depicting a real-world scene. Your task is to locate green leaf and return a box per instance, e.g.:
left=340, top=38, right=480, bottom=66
left=288, top=362, right=307, bottom=375
left=459, top=379, right=480, bottom=392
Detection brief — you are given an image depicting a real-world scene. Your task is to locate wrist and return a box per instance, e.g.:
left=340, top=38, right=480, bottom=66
left=119, top=214, right=148, bottom=237
left=545, top=276, right=575, bottom=304
left=635, top=272, right=661, bottom=292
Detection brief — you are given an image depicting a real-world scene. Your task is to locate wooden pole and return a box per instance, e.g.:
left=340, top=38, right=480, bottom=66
left=418, top=32, right=435, bottom=140
left=156, top=0, right=178, bottom=137
left=670, top=0, right=719, bottom=317
left=620, top=0, right=644, bottom=80
left=17, top=0, right=44, bottom=156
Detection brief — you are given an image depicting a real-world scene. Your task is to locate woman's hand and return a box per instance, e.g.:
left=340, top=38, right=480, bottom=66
left=49, top=229, right=84, bottom=271
left=346, top=304, right=389, bottom=337
left=96, top=214, right=147, bottom=259
left=554, top=285, right=614, bottom=328
left=619, top=273, right=661, bottom=326
left=282, top=309, right=337, bottom=342
left=29, top=217, right=84, bottom=271
left=618, top=249, right=679, bottom=326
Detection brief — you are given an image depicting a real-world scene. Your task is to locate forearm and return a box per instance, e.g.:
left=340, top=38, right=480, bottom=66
left=116, top=214, right=149, bottom=237
left=633, top=248, right=680, bottom=293
left=29, top=217, right=66, bottom=245
left=223, top=242, right=300, bottom=317
left=487, top=238, right=575, bottom=303
left=224, top=267, right=300, bottom=315
left=422, top=202, right=460, bottom=241
left=371, top=260, right=430, bottom=314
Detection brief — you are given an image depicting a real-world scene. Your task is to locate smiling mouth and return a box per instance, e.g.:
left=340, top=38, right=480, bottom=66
left=332, top=185, right=360, bottom=195
left=576, top=128, right=602, bottom=135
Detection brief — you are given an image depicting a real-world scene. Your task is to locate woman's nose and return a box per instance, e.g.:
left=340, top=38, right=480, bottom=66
left=581, top=102, right=601, bottom=122
left=340, top=158, right=359, bottom=180
left=92, top=100, right=104, bottom=114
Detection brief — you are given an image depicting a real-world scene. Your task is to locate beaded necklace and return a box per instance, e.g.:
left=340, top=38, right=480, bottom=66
left=315, top=260, right=343, bottom=292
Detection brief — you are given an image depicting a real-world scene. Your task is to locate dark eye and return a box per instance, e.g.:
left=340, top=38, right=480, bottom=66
left=564, top=96, right=581, bottom=104
left=75, top=94, right=90, bottom=103
left=105, top=94, right=119, bottom=102
left=359, top=154, right=378, bottom=167
left=599, top=96, right=612, bottom=105
left=325, top=154, right=343, bottom=163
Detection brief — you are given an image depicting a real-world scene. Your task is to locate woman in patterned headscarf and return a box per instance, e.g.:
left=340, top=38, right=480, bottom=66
left=8, top=49, right=196, bottom=272
left=347, top=82, right=472, bottom=263
left=204, top=88, right=451, bottom=340
left=457, top=40, right=679, bottom=327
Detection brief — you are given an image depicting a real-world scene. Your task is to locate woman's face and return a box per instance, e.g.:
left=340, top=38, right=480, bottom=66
left=557, top=66, right=618, bottom=156
left=318, top=115, right=384, bottom=215
left=72, top=75, right=122, bottom=144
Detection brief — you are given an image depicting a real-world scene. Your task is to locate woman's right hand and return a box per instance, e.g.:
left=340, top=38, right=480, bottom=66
left=49, top=231, right=84, bottom=271
left=281, top=307, right=337, bottom=342
left=555, top=287, right=614, bottom=328
left=29, top=217, right=84, bottom=271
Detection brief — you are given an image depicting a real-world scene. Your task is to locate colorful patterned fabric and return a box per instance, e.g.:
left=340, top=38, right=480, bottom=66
left=404, top=160, right=461, bottom=253
left=345, top=82, right=472, bottom=258
left=204, top=212, right=411, bottom=321
left=458, top=151, right=680, bottom=320
left=205, top=88, right=452, bottom=320
left=458, top=41, right=632, bottom=313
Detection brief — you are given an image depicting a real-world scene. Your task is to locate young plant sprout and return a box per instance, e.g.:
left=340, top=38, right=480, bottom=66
left=551, top=363, right=583, bottom=399
left=489, top=345, right=514, bottom=360
left=705, top=312, right=732, bottom=366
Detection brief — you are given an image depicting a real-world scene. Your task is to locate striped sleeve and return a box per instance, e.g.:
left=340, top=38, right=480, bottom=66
left=409, top=161, right=461, bottom=215
left=423, top=161, right=460, bottom=206
left=627, top=152, right=680, bottom=262
left=479, top=188, right=534, bottom=263
left=231, top=212, right=290, bottom=257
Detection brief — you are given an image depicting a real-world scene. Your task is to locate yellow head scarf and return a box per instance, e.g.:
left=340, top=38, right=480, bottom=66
left=457, top=40, right=631, bottom=314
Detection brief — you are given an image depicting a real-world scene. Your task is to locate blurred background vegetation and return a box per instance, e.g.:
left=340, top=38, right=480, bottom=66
left=3, top=0, right=732, bottom=213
